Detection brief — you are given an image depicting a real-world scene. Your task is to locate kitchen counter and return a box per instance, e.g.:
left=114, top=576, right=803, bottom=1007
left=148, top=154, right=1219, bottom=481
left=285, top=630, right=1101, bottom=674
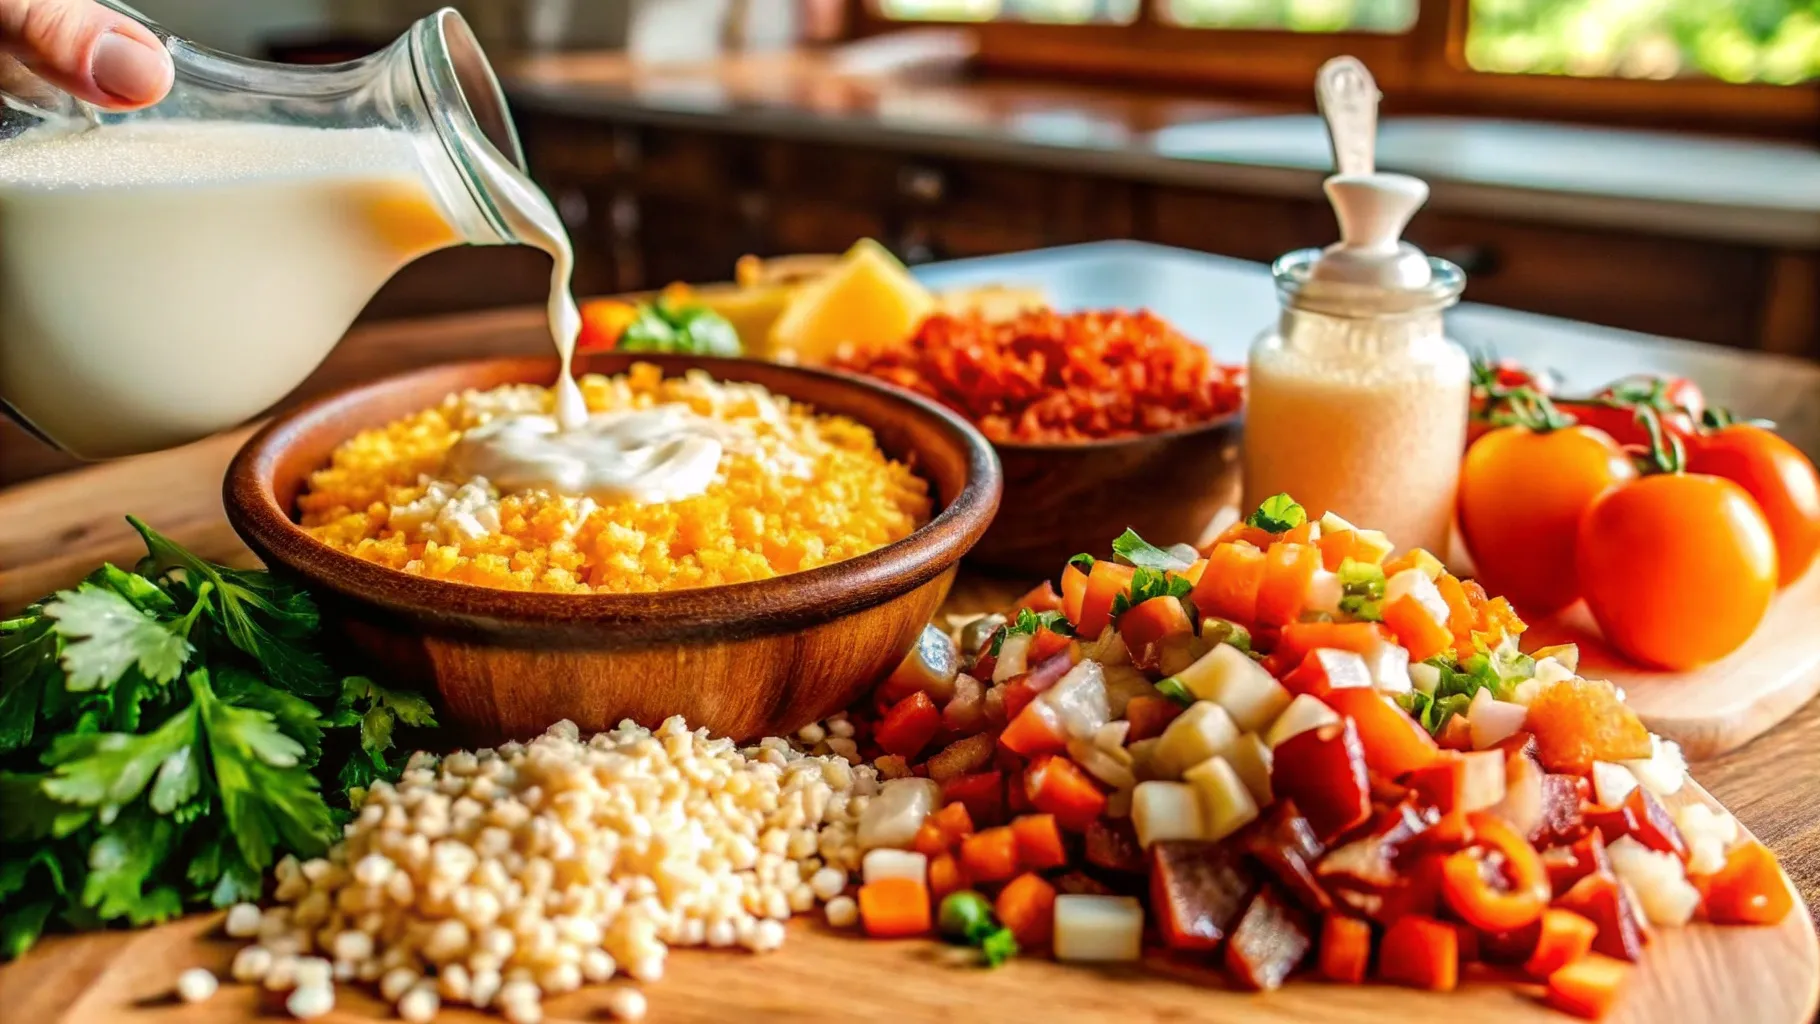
left=504, top=51, right=1820, bottom=250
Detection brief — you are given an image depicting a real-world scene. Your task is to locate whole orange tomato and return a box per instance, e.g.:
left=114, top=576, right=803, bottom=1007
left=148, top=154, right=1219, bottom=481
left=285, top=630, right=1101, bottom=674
left=1686, top=424, right=1820, bottom=586
left=1577, top=473, right=1778, bottom=670
left=1458, top=424, right=1636, bottom=617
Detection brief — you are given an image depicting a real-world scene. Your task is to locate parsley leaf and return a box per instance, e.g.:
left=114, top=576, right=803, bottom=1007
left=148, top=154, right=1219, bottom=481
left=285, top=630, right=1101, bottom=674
left=40, top=704, right=200, bottom=822
left=0, top=902, right=54, bottom=961
left=988, top=609, right=1075, bottom=657
left=1110, top=567, right=1195, bottom=620
left=1111, top=529, right=1193, bottom=572
left=1245, top=493, right=1308, bottom=534
left=1066, top=553, right=1095, bottom=573
left=130, top=518, right=333, bottom=698
left=189, top=670, right=333, bottom=871
left=0, top=616, right=57, bottom=753
left=79, top=812, right=182, bottom=925
left=43, top=586, right=190, bottom=693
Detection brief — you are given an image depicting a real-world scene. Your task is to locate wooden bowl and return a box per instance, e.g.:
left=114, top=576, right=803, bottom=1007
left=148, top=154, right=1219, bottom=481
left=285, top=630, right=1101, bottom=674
left=965, top=417, right=1244, bottom=576
left=224, top=354, right=1001, bottom=745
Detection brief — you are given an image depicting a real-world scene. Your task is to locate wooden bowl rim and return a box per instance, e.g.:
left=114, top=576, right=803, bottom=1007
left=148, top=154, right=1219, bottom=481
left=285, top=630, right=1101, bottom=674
left=985, top=409, right=1244, bottom=453
left=225, top=354, right=1001, bottom=640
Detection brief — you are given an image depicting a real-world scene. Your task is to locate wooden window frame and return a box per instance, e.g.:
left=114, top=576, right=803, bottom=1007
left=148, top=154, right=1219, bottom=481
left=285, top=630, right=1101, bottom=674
left=848, top=0, right=1819, bottom=139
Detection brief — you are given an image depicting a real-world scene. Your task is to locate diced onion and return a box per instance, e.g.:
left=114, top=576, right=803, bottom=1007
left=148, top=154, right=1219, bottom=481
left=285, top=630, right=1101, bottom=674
left=1591, top=761, right=1639, bottom=807
left=1468, top=687, right=1528, bottom=750
left=1608, top=836, right=1698, bottom=927
left=1620, top=736, right=1686, bottom=797
left=992, top=633, right=1032, bottom=683
left=857, top=778, right=941, bottom=851
left=1053, top=896, right=1144, bottom=962
left=861, top=848, right=929, bottom=885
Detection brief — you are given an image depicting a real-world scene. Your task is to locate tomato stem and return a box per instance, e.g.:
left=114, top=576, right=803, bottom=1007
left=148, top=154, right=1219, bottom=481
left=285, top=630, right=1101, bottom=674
left=1635, top=405, right=1687, bottom=475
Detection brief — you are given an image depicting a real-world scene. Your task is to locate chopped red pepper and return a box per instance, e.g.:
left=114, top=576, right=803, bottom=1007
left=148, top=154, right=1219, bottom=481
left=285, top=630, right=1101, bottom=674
left=940, top=771, right=1005, bottom=828
left=1119, top=595, right=1193, bottom=669
left=1323, top=687, right=1442, bottom=779
left=874, top=691, right=942, bottom=759
left=1440, top=813, right=1549, bottom=933
left=1378, top=914, right=1458, bottom=992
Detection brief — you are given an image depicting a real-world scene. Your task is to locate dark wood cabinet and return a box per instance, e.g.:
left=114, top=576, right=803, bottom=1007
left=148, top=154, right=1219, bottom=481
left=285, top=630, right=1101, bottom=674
left=421, top=109, right=1812, bottom=360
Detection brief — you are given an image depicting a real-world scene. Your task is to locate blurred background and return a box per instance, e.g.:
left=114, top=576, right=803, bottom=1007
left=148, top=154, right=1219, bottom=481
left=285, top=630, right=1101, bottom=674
left=115, top=0, right=1820, bottom=357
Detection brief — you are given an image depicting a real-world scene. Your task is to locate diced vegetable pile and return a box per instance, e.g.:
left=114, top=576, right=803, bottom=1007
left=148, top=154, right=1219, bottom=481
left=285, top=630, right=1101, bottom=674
left=838, top=495, right=1794, bottom=1019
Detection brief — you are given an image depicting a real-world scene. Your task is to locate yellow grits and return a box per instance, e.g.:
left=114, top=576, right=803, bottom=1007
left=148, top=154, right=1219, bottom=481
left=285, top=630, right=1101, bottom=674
left=297, top=363, right=932, bottom=593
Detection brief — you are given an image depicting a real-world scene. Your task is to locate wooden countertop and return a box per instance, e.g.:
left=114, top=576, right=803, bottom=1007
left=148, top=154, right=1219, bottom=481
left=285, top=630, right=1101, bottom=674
left=1, top=304, right=1816, bottom=927
left=503, top=51, right=1820, bottom=250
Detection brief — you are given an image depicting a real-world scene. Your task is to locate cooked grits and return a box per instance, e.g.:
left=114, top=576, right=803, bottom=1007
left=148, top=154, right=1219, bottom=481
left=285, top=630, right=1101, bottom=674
left=297, top=363, right=932, bottom=593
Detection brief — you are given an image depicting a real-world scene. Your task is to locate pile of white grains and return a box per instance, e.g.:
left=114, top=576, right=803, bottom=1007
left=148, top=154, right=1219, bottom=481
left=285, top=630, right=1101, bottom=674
left=216, top=717, right=878, bottom=1023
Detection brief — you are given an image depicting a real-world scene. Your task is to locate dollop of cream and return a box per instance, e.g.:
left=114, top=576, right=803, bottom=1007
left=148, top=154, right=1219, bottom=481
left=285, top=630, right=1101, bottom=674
left=445, top=405, right=732, bottom=504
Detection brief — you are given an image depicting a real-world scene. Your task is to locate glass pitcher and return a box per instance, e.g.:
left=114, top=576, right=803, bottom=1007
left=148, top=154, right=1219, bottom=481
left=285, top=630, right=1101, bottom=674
left=0, top=4, right=537, bottom=460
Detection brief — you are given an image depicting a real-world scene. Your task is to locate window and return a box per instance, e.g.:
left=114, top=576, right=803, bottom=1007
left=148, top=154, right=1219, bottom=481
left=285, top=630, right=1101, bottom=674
left=1164, top=0, right=1416, bottom=33
left=1466, top=0, right=1820, bottom=84
left=855, top=0, right=1819, bottom=135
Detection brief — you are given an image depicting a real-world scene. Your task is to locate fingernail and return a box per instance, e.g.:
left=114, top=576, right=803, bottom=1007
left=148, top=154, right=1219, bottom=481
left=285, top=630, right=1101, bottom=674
left=91, top=32, right=172, bottom=105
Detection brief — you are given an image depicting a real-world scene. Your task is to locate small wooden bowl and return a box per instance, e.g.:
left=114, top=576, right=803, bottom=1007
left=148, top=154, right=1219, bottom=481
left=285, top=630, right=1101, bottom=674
left=965, top=417, right=1244, bottom=576
left=225, top=354, right=1001, bottom=745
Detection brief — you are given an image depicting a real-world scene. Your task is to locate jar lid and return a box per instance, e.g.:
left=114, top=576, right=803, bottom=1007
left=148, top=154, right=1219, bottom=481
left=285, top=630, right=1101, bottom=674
left=1274, top=246, right=1465, bottom=319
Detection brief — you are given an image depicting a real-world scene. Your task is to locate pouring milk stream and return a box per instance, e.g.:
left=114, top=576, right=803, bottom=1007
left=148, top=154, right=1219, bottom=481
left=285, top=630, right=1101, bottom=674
left=0, top=5, right=719, bottom=501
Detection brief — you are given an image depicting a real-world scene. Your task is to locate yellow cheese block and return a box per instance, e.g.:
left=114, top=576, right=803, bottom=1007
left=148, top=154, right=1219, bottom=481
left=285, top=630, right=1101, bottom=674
left=767, top=239, right=935, bottom=364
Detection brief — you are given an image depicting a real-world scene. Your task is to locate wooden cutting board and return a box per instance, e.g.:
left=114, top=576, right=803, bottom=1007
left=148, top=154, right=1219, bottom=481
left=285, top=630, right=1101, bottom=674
left=1524, top=566, right=1820, bottom=761
left=1, top=786, right=1814, bottom=1024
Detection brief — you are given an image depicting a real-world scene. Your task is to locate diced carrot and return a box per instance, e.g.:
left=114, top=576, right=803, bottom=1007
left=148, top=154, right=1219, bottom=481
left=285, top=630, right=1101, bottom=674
left=1013, top=579, right=1063, bottom=615
left=1123, top=694, right=1184, bottom=742
left=858, top=877, right=933, bottom=938
left=912, top=822, right=950, bottom=859
left=1060, top=564, right=1089, bottom=628
left=1256, top=543, right=1320, bottom=627
left=875, top=691, right=943, bottom=759
left=1700, top=841, right=1793, bottom=925
left=1383, top=593, right=1454, bottom=662
left=1191, top=542, right=1267, bottom=625
left=1023, top=755, right=1107, bottom=832
left=1319, top=914, right=1372, bottom=984
left=933, top=801, right=975, bottom=843
left=1378, top=915, right=1458, bottom=992
left=928, top=853, right=968, bottom=903
left=1076, top=560, right=1135, bottom=640
left=1001, top=702, right=1068, bottom=757
left=995, top=873, right=1058, bottom=948
left=1524, top=909, right=1599, bottom=978
left=1011, top=813, right=1069, bottom=871
left=1323, top=687, right=1442, bottom=779
left=941, top=771, right=1005, bottom=828
left=1282, top=520, right=1315, bottom=545
left=1211, top=521, right=1276, bottom=551
left=959, top=826, right=1021, bottom=884
left=1181, top=558, right=1209, bottom=585
left=1545, top=954, right=1630, bottom=1020
left=1276, top=622, right=1391, bottom=666
left=1434, top=573, right=1477, bottom=642
left=1317, top=529, right=1363, bottom=571
left=1118, top=595, right=1193, bottom=665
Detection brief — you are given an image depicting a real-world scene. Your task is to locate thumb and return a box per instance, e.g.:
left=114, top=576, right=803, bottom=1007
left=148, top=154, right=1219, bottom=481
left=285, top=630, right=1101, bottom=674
left=1, top=0, right=173, bottom=109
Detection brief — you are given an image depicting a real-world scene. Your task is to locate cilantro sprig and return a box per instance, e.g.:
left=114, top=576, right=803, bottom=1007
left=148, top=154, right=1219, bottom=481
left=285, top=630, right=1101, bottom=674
left=1110, top=566, right=1194, bottom=620
left=989, top=608, right=1076, bottom=657
left=1396, top=634, right=1534, bottom=735
left=1110, top=529, right=1194, bottom=572
left=0, top=521, right=434, bottom=959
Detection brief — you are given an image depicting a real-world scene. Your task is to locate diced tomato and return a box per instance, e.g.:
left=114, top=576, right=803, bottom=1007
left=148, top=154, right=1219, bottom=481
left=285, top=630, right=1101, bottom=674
left=1001, top=702, right=1068, bottom=757
left=1024, top=755, right=1107, bottom=832
left=1283, top=648, right=1373, bottom=698
left=1075, top=560, right=1135, bottom=640
left=1192, top=542, right=1267, bottom=625
left=1275, top=622, right=1391, bottom=666
left=941, top=771, right=1005, bottom=828
left=1545, top=954, right=1630, bottom=1020
left=875, top=692, right=942, bottom=759
left=1013, top=579, right=1063, bottom=615
left=1119, top=595, right=1194, bottom=667
left=1028, top=628, right=1076, bottom=665
left=1123, top=694, right=1184, bottom=742
left=1379, top=915, right=1458, bottom=992
left=1256, top=543, right=1320, bottom=627
left=1383, top=594, right=1453, bottom=662
left=1060, top=564, right=1089, bottom=628
left=1699, top=841, right=1792, bottom=925
left=1323, top=688, right=1441, bottom=779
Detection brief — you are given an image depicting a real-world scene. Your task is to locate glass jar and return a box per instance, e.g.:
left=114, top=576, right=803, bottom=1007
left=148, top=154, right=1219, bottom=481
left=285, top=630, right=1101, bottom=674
left=1242, top=249, right=1470, bottom=556
left=0, top=6, right=535, bottom=460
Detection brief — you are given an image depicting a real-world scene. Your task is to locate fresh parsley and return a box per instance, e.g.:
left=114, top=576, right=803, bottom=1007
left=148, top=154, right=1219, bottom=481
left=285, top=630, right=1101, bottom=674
left=1110, top=529, right=1194, bottom=572
left=616, top=299, right=742, bottom=357
left=0, top=521, right=434, bottom=960
left=989, top=608, right=1075, bottom=657
left=1066, top=553, right=1095, bottom=573
left=1397, top=635, right=1533, bottom=735
left=1110, top=566, right=1194, bottom=620
left=1245, top=493, right=1308, bottom=534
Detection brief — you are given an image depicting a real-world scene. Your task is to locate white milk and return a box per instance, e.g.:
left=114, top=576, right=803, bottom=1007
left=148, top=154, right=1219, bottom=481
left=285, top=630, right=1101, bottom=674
left=0, top=121, right=458, bottom=459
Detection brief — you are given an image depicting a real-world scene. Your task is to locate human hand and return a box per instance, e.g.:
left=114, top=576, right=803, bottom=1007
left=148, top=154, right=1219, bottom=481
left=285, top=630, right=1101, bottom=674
left=1, top=0, right=173, bottom=109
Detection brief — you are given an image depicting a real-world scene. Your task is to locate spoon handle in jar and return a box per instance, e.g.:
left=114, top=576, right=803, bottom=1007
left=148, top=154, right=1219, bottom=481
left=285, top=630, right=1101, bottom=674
left=1316, top=56, right=1380, bottom=177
